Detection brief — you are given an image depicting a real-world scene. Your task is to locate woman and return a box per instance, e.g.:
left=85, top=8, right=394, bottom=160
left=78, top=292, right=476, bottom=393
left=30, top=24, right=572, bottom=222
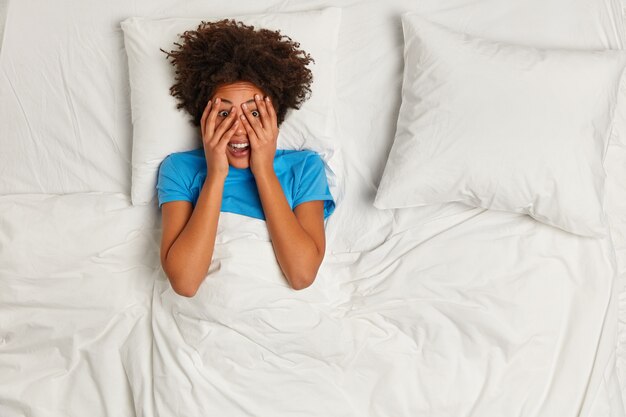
left=157, top=20, right=335, bottom=297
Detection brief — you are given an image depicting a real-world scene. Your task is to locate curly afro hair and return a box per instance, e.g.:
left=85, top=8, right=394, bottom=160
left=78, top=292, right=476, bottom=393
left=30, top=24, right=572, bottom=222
left=160, top=19, right=314, bottom=127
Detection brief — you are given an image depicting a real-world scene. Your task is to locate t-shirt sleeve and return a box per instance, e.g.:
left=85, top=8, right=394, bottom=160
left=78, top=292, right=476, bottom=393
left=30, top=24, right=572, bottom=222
left=156, top=155, right=193, bottom=209
left=293, top=152, right=336, bottom=219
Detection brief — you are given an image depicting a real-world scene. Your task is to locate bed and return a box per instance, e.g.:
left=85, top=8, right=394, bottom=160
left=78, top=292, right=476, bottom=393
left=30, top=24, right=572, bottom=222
left=2, top=0, right=626, bottom=416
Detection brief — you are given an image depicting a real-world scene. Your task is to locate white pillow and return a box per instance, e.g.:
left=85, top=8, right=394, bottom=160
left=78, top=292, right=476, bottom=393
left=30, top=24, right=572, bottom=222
left=374, top=12, right=626, bottom=238
left=121, top=8, right=343, bottom=206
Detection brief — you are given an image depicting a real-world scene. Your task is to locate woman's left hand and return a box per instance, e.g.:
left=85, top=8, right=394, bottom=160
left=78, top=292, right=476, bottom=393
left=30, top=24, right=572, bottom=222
left=239, top=94, right=279, bottom=177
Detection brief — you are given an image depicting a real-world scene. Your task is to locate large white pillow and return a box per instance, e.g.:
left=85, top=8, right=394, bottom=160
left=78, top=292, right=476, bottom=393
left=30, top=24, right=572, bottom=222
left=374, top=12, right=626, bottom=238
left=121, top=8, right=343, bottom=206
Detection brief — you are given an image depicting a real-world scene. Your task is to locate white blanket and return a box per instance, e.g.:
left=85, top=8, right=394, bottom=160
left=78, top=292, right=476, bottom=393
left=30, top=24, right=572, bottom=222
left=125, top=207, right=617, bottom=416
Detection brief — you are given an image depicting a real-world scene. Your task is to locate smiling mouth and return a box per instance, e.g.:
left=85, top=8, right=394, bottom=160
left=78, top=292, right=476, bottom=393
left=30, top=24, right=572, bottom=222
left=228, top=142, right=250, bottom=157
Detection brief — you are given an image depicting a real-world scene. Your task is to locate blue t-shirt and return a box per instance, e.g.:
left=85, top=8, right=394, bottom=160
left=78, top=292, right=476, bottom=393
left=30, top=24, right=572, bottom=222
left=157, top=148, right=335, bottom=220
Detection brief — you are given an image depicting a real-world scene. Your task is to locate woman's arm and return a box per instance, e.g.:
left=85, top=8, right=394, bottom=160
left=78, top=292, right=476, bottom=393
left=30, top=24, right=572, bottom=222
left=160, top=98, right=239, bottom=297
left=254, top=172, right=326, bottom=289
left=240, top=94, right=327, bottom=290
left=160, top=176, right=225, bottom=297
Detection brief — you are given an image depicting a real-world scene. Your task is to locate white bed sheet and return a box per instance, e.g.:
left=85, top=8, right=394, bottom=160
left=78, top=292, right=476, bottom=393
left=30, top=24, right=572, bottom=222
left=146, top=212, right=619, bottom=416
left=1, top=0, right=626, bottom=416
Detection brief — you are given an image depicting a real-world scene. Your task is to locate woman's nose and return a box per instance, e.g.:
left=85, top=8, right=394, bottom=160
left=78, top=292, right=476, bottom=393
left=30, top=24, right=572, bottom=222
left=235, top=122, right=246, bottom=135
left=235, top=115, right=246, bottom=135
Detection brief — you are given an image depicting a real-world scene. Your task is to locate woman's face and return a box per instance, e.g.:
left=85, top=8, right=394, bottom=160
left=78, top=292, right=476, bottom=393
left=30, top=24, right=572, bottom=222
left=211, top=81, right=266, bottom=169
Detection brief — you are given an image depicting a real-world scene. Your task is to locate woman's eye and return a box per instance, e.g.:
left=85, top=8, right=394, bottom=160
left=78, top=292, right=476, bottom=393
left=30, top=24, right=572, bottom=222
left=218, top=110, right=229, bottom=117
left=251, top=110, right=260, bottom=117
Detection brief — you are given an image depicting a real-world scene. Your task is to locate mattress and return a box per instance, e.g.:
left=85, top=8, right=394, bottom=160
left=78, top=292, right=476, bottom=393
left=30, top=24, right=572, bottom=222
left=1, top=0, right=626, bottom=416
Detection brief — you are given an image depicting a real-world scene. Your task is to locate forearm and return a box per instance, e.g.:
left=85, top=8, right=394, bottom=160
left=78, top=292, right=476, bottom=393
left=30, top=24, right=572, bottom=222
left=254, top=171, right=323, bottom=289
left=163, top=176, right=224, bottom=297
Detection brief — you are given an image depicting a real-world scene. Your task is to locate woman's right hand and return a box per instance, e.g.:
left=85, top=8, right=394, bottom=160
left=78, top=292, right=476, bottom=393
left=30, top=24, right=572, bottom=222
left=200, top=98, right=239, bottom=180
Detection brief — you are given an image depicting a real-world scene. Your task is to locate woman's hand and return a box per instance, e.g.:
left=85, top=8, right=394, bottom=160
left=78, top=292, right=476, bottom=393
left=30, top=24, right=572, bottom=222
left=239, top=94, right=279, bottom=177
left=200, top=98, right=240, bottom=180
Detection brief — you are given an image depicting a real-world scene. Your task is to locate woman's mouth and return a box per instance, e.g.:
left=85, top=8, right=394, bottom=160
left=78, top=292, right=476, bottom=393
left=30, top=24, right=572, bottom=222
left=228, top=141, right=250, bottom=157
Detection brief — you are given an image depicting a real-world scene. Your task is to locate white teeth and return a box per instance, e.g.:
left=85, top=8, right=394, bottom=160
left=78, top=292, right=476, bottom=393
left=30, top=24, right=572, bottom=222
left=230, top=143, right=249, bottom=149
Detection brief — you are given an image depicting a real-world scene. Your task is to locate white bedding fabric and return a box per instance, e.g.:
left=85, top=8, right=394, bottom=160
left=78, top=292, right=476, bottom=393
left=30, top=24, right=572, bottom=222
left=147, top=212, right=618, bottom=416
left=1, top=0, right=626, bottom=416
left=375, top=12, right=626, bottom=238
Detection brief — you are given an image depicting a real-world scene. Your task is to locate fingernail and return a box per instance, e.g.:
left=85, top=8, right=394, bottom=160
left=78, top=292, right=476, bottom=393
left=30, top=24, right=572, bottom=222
left=255, top=94, right=260, bottom=100
left=242, top=103, right=248, bottom=109
left=240, top=114, right=245, bottom=120
left=265, top=96, right=270, bottom=102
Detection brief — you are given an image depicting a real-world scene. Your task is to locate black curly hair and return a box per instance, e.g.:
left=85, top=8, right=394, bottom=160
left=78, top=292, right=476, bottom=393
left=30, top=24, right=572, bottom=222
left=160, top=19, right=314, bottom=127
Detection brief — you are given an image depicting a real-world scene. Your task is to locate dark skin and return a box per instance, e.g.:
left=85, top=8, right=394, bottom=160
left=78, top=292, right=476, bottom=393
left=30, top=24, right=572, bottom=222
left=160, top=81, right=326, bottom=297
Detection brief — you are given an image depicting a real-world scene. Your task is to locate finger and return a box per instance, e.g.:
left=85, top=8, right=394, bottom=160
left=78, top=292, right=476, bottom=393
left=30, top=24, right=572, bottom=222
left=254, top=94, right=269, bottom=130
left=200, top=100, right=211, bottom=139
left=240, top=113, right=260, bottom=147
left=241, top=102, right=265, bottom=140
left=211, top=106, right=237, bottom=146
left=217, top=119, right=240, bottom=150
left=206, top=97, right=221, bottom=139
left=265, top=96, right=278, bottom=129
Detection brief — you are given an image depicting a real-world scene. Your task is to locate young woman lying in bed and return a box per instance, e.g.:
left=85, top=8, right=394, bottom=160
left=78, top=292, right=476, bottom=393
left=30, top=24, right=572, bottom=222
left=157, top=20, right=335, bottom=297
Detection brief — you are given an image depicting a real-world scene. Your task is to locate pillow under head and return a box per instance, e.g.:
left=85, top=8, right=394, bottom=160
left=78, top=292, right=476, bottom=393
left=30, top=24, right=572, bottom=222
left=121, top=8, right=343, bottom=206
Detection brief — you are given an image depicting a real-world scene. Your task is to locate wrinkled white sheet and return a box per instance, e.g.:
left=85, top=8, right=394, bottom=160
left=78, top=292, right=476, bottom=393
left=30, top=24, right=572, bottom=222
left=144, top=210, right=619, bottom=416
left=1, top=0, right=626, bottom=416
left=0, top=191, right=622, bottom=416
